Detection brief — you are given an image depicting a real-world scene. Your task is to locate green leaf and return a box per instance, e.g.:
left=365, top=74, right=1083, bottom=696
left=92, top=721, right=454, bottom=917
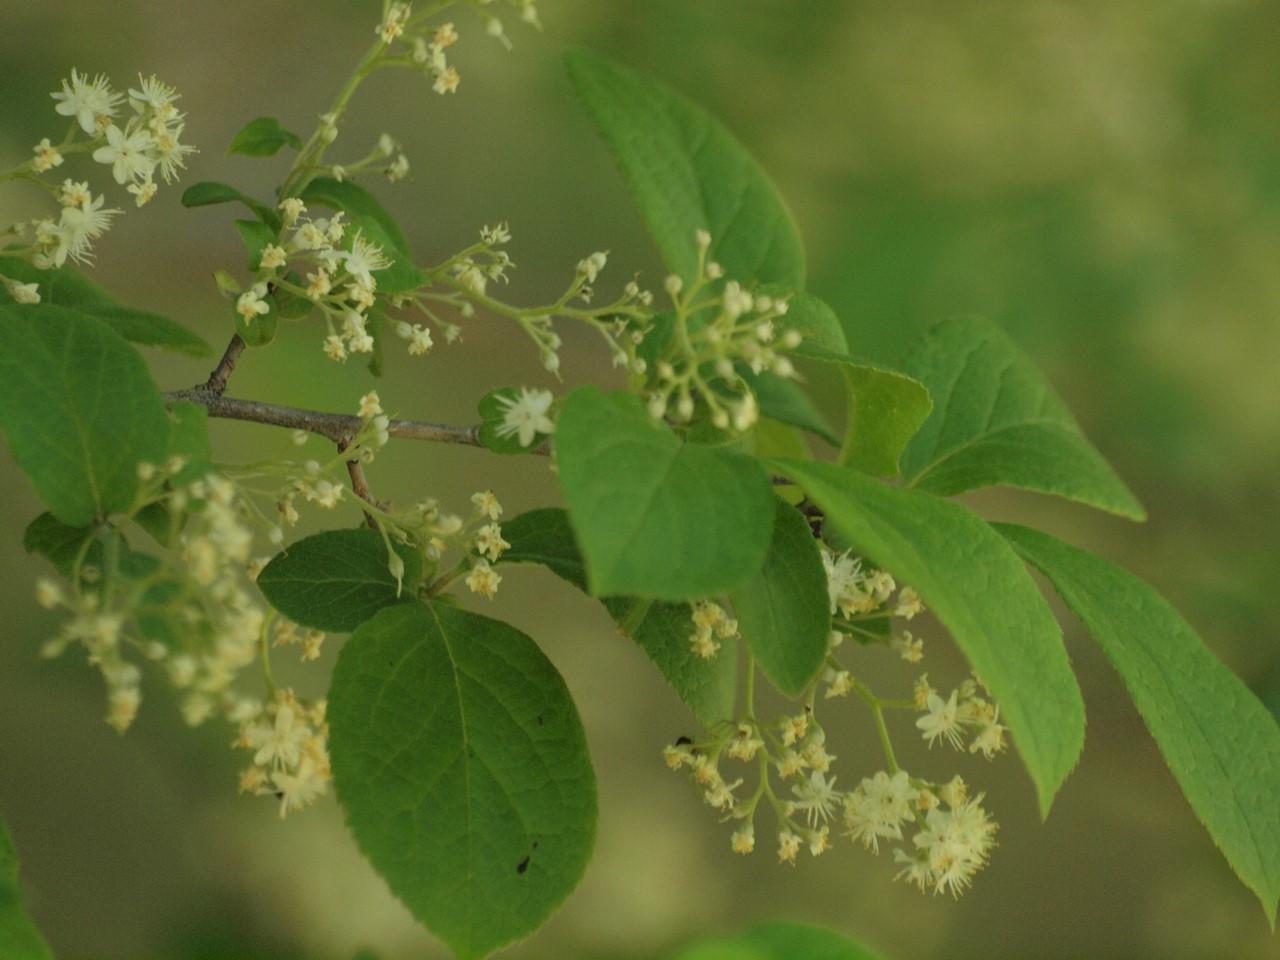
left=898, top=318, right=1145, bottom=519
left=233, top=219, right=277, bottom=272
left=165, top=401, right=212, bottom=467
left=273, top=270, right=314, bottom=320
left=0, top=819, right=55, bottom=960
left=612, top=597, right=739, bottom=727
left=328, top=602, right=597, bottom=960
left=0, top=257, right=212, bottom=357
left=566, top=50, right=805, bottom=288
left=24, top=512, right=96, bottom=578
left=298, top=177, right=414, bottom=260
left=499, top=508, right=590, bottom=591
left=499, top=509, right=737, bottom=726
left=729, top=497, right=830, bottom=696
left=0, top=306, right=169, bottom=526
left=232, top=290, right=277, bottom=347
left=555, top=385, right=774, bottom=600
left=227, top=116, right=303, bottom=158
left=740, top=367, right=839, bottom=446
left=671, top=921, right=893, bottom=960
left=996, top=523, right=1280, bottom=924
left=792, top=343, right=932, bottom=477
left=771, top=458, right=1084, bottom=816
left=180, top=180, right=281, bottom=231
left=256, top=529, right=423, bottom=632
left=760, top=287, right=849, bottom=355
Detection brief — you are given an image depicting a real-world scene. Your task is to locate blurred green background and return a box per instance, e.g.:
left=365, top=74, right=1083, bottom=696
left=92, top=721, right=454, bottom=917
left=2, top=1, right=1278, bottom=958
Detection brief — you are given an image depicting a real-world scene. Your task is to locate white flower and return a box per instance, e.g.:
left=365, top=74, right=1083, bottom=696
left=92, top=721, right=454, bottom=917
left=493, top=387, right=555, bottom=447
left=52, top=69, right=122, bottom=134
left=790, top=770, right=842, bottom=827
left=340, top=230, right=391, bottom=289
left=92, top=122, right=157, bottom=185
left=917, top=690, right=964, bottom=749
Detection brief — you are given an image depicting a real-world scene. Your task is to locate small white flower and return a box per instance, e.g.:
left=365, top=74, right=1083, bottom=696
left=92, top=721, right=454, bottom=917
left=493, top=387, right=555, bottom=447
left=92, top=122, right=157, bottom=185
left=51, top=69, right=122, bottom=134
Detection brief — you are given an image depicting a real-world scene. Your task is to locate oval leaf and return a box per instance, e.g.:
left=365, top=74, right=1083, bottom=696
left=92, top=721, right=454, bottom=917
left=328, top=603, right=597, bottom=960
left=771, top=457, right=1084, bottom=816
left=898, top=318, right=1145, bottom=519
left=996, top=523, right=1280, bottom=924
left=566, top=50, right=805, bottom=288
left=256, top=528, right=422, bottom=632
left=555, top=385, right=774, bottom=600
left=0, top=305, right=169, bottom=525
left=227, top=116, right=303, bottom=158
left=729, top=497, right=830, bottom=696
left=0, top=819, right=55, bottom=960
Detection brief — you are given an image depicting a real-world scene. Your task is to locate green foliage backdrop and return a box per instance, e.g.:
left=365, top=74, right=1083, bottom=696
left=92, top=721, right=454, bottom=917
left=2, top=2, right=1278, bottom=959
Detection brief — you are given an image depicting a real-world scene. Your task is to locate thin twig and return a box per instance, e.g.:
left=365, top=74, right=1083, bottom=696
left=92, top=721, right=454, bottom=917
left=164, top=387, right=547, bottom=453
left=337, top=437, right=381, bottom=528
left=204, top=334, right=247, bottom=396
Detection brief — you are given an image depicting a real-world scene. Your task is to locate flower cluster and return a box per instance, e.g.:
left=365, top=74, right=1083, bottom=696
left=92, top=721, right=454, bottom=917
left=234, top=689, right=332, bottom=818
left=33, top=465, right=269, bottom=734
left=914, top=674, right=1008, bottom=759
left=662, top=535, right=1006, bottom=895
left=642, top=231, right=802, bottom=433
left=687, top=599, right=740, bottom=659
left=1, top=71, right=191, bottom=293
left=463, top=490, right=508, bottom=599
left=376, top=1, right=540, bottom=95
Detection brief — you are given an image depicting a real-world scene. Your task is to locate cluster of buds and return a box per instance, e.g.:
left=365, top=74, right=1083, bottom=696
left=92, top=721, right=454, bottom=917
left=234, top=689, right=332, bottom=818
left=34, top=465, right=270, bottom=734
left=644, top=231, right=802, bottom=433
left=463, top=490, right=508, bottom=599
left=449, top=223, right=515, bottom=299
left=687, top=599, right=740, bottom=659
left=378, top=2, right=540, bottom=95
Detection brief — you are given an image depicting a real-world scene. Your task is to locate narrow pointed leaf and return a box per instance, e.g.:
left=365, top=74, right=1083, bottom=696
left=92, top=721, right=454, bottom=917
left=0, top=305, right=169, bottom=525
left=555, top=386, right=774, bottom=600
left=898, top=318, right=1145, bottom=519
left=771, top=458, right=1084, bottom=815
left=0, top=820, right=54, bottom=960
left=566, top=50, right=805, bottom=288
left=0, top=257, right=211, bottom=357
left=499, top=509, right=737, bottom=726
left=729, top=497, right=830, bottom=696
left=180, top=180, right=281, bottom=230
left=997, top=523, right=1280, bottom=924
left=740, top=368, right=839, bottom=446
left=329, top=603, right=597, bottom=960
left=256, top=529, right=423, bottom=632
